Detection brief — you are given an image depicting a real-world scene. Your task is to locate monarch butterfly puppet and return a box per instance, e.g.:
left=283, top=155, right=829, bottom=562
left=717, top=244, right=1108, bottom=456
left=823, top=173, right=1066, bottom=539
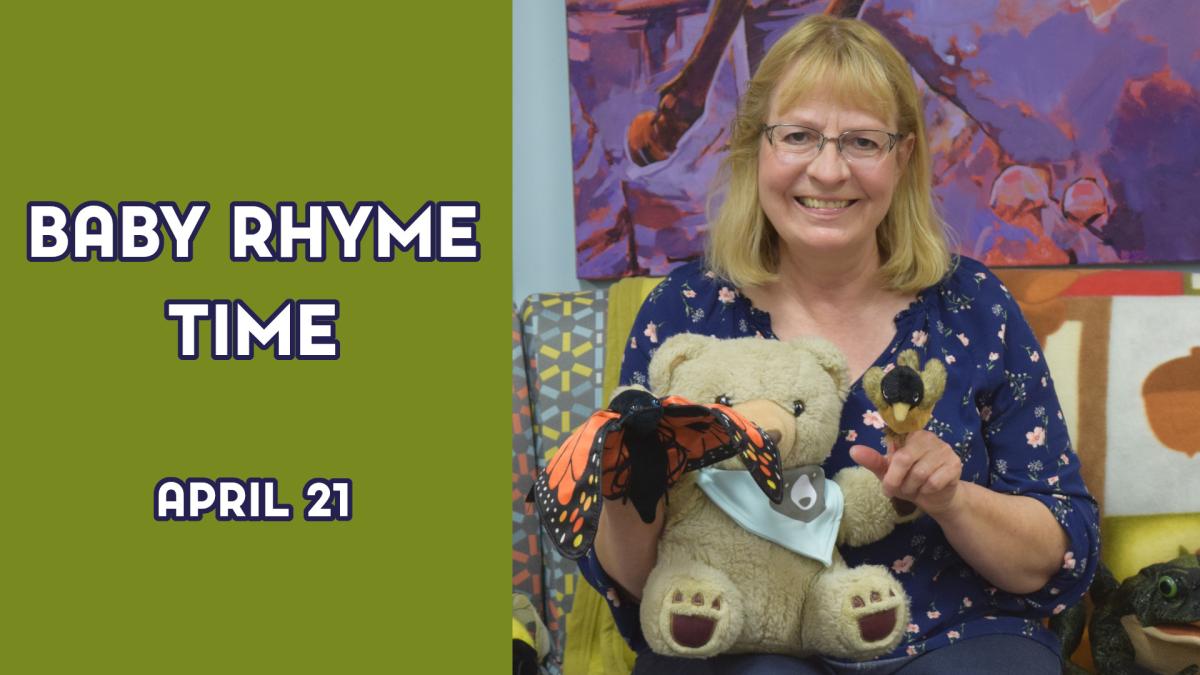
left=528, top=387, right=784, bottom=559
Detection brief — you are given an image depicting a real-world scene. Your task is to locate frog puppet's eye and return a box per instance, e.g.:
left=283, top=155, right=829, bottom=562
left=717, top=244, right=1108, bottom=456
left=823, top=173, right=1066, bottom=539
left=1157, top=575, right=1179, bottom=599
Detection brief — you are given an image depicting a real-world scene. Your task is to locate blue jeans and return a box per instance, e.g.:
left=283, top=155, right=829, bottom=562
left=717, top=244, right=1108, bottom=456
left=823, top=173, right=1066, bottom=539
left=631, top=635, right=1060, bottom=675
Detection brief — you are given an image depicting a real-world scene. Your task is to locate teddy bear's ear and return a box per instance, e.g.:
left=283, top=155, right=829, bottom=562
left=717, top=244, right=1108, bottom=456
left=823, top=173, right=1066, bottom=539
left=793, top=337, right=850, bottom=397
left=648, top=333, right=711, bottom=392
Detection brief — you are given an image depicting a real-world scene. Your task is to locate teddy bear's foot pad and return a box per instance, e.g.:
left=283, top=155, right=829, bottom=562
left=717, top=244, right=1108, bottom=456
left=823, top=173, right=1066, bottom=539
left=668, top=590, right=724, bottom=649
left=857, top=608, right=897, bottom=643
left=807, top=567, right=908, bottom=658
left=849, top=588, right=902, bottom=645
left=671, top=613, right=716, bottom=648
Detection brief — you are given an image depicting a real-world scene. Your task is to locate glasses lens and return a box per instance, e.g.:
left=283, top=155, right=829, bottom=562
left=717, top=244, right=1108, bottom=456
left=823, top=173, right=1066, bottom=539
left=770, top=126, right=820, bottom=156
left=840, top=130, right=892, bottom=160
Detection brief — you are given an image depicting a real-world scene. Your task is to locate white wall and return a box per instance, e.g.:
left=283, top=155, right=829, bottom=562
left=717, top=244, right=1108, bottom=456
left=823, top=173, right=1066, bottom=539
left=513, top=0, right=593, bottom=304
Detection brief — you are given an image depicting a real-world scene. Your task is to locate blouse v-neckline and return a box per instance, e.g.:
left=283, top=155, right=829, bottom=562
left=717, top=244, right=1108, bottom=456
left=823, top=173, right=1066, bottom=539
left=736, top=284, right=936, bottom=389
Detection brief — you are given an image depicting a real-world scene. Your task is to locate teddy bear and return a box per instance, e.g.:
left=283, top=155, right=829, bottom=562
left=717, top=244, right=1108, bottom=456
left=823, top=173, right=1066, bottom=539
left=630, top=334, right=912, bottom=659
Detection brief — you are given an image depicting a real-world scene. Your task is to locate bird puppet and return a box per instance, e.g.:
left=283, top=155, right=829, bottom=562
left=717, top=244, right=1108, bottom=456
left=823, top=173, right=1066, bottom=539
left=527, top=387, right=784, bottom=559
left=862, top=349, right=947, bottom=448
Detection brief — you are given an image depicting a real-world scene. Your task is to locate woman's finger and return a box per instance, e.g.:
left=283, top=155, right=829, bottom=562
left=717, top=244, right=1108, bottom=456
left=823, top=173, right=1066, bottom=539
left=920, top=462, right=961, bottom=496
left=849, top=444, right=890, bottom=480
left=899, top=450, right=941, bottom=500
left=881, top=445, right=917, bottom=497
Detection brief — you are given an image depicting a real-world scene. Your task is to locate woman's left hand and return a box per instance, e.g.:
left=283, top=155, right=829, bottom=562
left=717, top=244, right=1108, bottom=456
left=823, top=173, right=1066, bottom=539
left=849, top=430, right=963, bottom=518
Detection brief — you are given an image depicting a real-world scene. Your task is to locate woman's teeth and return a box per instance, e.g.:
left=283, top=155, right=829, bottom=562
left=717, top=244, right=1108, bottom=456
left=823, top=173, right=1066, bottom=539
left=798, top=197, right=852, bottom=209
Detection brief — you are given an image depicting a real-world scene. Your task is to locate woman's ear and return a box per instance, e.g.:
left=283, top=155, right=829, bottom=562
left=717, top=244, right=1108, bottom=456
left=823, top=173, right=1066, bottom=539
left=897, top=133, right=916, bottom=175
left=647, top=333, right=711, bottom=392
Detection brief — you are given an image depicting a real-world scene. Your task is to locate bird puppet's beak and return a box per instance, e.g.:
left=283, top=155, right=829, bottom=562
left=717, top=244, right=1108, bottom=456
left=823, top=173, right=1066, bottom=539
left=891, top=403, right=911, bottom=422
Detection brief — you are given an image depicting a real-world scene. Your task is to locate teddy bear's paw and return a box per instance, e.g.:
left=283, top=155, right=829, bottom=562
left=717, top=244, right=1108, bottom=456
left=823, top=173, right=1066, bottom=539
left=642, top=568, right=744, bottom=657
left=668, top=588, right=727, bottom=651
left=849, top=588, right=901, bottom=644
left=807, top=565, right=908, bottom=658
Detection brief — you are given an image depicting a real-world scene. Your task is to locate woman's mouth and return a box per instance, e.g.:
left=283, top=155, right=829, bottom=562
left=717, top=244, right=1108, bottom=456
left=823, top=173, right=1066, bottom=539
left=795, top=196, right=857, bottom=211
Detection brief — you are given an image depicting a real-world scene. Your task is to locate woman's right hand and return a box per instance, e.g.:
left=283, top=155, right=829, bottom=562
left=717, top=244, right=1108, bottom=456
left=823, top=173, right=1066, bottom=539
left=849, top=430, right=962, bottom=518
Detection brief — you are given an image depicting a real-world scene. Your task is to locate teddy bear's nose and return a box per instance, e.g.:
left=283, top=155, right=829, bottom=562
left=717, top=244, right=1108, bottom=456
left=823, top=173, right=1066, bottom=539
left=732, top=399, right=789, bottom=447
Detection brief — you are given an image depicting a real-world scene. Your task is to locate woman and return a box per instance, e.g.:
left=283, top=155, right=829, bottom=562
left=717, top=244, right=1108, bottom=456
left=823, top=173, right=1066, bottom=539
left=578, top=13, right=1100, bottom=675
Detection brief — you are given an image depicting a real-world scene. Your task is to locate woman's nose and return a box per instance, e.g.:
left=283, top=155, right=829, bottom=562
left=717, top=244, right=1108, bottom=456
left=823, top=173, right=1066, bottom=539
left=805, top=140, right=850, bottom=183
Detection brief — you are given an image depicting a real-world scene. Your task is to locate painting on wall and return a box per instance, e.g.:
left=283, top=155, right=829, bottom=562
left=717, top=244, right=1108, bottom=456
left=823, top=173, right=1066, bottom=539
left=567, top=0, right=1200, bottom=280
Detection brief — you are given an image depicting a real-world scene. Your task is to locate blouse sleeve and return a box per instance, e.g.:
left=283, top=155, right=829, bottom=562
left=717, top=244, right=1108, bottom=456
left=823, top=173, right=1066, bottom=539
left=618, top=273, right=691, bottom=388
left=576, top=549, right=650, bottom=652
left=975, top=271, right=1101, bottom=617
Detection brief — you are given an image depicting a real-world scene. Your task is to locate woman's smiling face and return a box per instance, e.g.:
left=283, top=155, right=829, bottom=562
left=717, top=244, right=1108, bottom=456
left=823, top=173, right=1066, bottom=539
left=757, top=87, right=912, bottom=262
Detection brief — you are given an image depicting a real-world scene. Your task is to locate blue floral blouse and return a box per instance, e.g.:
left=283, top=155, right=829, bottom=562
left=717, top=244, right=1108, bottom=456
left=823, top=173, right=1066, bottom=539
left=578, top=256, right=1100, bottom=659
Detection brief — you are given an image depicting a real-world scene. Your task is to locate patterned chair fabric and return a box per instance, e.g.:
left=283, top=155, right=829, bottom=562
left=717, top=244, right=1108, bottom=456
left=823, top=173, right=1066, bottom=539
left=513, top=306, right=542, bottom=611
left=517, top=290, right=609, bottom=674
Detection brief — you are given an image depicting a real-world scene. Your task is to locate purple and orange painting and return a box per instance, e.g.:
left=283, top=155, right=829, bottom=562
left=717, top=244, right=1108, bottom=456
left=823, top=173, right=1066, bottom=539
left=567, top=0, right=1200, bottom=279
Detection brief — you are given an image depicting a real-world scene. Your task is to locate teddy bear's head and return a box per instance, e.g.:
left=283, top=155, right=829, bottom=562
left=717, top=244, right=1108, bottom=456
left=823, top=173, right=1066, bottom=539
left=648, top=334, right=850, bottom=468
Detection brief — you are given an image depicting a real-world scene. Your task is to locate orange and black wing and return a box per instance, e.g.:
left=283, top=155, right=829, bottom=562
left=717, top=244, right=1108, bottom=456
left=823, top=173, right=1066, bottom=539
left=528, top=409, right=621, bottom=559
left=657, top=396, right=784, bottom=503
left=709, top=403, right=784, bottom=504
left=599, top=425, right=632, bottom=502
left=659, top=396, right=740, bottom=464
left=656, top=395, right=742, bottom=481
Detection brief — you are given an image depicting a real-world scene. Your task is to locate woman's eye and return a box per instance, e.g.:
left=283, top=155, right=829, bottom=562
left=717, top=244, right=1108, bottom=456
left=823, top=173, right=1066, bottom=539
left=849, top=135, right=880, bottom=150
left=715, top=394, right=732, bottom=407
left=783, top=130, right=816, bottom=145
left=792, top=400, right=806, bottom=416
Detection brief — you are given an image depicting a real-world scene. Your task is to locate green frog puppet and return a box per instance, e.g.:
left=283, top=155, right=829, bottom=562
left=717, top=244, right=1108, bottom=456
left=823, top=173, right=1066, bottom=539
left=1053, top=549, right=1199, bottom=675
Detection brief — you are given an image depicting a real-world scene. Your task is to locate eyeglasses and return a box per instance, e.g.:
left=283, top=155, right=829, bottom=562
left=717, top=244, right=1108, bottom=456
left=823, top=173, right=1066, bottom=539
left=762, top=124, right=901, bottom=164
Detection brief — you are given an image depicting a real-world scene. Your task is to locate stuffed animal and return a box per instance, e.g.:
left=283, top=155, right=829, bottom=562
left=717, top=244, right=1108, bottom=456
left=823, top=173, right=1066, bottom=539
left=528, top=385, right=784, bottom=560
left=513, top=618, right=539, bottom=675
left=861, top=349, right=947, bottom=519
left=512, top=593, right=550, bottom=675
left=1054, top=549, right=1200, bottom=675
left=862, top=349, right=946, bottom=448
left=634, top=334, right=911, bottom=659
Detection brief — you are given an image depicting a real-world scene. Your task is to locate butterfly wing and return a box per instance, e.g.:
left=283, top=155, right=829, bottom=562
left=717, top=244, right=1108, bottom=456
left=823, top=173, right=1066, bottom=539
left=709, top=403, right=785, bottom=504
left=529, top=409, right=621, bottom=559
left=532, top=393, right=786, bottom=557
left=654, top=396, right=783, bottom=503
left=599, top=425, right=630, bottom=501
left=657, top=395, right=743, bottom=477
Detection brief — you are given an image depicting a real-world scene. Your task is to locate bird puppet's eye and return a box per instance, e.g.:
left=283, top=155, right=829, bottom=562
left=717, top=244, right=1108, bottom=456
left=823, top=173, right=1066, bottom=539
left=1158, top=575, right=1179, bottom=599
left=715, top=394, right=732, bottom=407
left=792, top=400, right=806, bottom=417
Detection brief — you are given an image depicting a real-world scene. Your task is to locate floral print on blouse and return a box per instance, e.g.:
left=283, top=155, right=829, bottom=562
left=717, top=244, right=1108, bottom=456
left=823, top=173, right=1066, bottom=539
left=577, top=256, right=1100, bottom=659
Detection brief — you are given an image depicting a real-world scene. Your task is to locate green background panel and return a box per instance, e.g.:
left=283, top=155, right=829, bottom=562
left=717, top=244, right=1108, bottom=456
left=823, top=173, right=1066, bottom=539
left=1, top=2, right=510, bottom=671
left=1101, top=513, right=1200, bottom=581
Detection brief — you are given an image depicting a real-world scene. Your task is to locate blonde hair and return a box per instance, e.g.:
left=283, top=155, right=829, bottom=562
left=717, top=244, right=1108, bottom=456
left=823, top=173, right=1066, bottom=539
left=705, top=14, right=950, bottom=293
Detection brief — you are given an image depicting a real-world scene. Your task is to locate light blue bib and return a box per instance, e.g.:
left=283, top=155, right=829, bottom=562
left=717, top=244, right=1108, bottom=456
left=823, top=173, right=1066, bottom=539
left=696, top=465, right=843, bottom=566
